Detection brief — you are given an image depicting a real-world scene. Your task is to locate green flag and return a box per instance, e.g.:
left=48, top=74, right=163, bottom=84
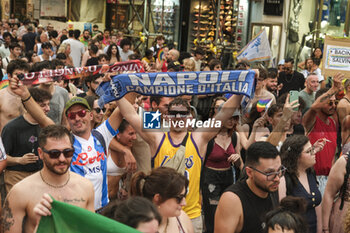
left=36, top=199, right=140, bottom=233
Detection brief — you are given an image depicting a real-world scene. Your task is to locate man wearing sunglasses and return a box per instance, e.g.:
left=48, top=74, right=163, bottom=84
left=117, top=83, right=249, bottom=233
left=303, top=72, right=343, bottom=195
left=1, top=125, right=95, bottom=233
left=215, top=141, right=282, bottom=233
left=8, top=80, right=123, bottom=212
left=277, top=58, right=305, bottom=96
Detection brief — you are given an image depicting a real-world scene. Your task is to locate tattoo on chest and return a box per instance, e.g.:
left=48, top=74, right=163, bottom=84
left=62, top=197, right=86, bottom=204
left=1, top=199, right=15, bottom=231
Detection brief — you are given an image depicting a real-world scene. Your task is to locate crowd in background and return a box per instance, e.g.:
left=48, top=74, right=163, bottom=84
left=0, top=18, right=349, bottom=233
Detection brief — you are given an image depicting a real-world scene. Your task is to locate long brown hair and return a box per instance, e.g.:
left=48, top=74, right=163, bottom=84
left=130, top=167, right=189, bottom=204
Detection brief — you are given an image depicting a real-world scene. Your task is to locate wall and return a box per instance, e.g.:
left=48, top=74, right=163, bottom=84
left=39, top=0, right=106, bottom=32
left=249, top=0, right=291, bottom=63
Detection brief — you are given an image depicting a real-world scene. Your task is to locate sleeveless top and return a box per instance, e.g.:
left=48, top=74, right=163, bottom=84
left=153, top=132, right=202, bottom=219
left=38, top=54, right=52, bottom=61
left=225, top=180, right=277, bottom=233
left=308, top=116, right=337, bottom=175
left=206, top=142, right=235, bottom=169
left=287, top=171, right=322, bottom=233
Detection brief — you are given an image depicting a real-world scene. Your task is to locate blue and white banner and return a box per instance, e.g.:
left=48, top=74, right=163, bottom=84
left=96, top=70, right=256, bottom=106
left=236, top=29, right=271, bottom=62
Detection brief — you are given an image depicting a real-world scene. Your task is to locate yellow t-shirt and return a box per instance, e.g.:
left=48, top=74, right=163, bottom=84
left=152, top=132, right=202, bottom=219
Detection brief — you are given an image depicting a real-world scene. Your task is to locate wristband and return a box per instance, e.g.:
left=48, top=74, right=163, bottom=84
left=21, top=95, right=31, bottom=103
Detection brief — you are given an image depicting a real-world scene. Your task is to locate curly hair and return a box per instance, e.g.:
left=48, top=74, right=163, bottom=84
left=280, top=135, right=310, bottom=191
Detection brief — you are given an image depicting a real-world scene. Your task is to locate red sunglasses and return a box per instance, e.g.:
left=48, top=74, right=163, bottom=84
left=67, top=109, right=88, bottom=120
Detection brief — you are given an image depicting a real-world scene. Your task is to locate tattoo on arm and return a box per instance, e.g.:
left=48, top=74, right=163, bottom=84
left=63, top=197, right=86, bottom=203
left=1, top=199, right=15, bottom=232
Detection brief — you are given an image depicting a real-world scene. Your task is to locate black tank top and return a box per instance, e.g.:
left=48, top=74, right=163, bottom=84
left=225, top=180, right=278, bottom=233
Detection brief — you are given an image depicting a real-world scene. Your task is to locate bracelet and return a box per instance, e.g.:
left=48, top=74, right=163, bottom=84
left=21, top=95, right=31, bottom=103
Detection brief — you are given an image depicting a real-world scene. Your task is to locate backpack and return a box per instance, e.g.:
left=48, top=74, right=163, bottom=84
left=162, top=133, right=189, bottom=174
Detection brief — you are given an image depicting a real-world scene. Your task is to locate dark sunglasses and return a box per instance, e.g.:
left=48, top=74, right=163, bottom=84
left=174, top=194, right=186, bottom=204
left=328, top=100, right=339, bottom=106
left=168, top=110, right=190, bottom=116
left=67, top=109, right=87, bottom=120
left=94, top=107, right=106, bottom=114
left=42, top=148, right=74, bottom=159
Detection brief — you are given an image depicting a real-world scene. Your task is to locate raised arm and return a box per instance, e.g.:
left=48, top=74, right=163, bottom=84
left=303, top=73, right=343, bottom=133
left=267, top=95, right=298, bottom=146
left=322, top=156, right=347, bottom=232
left=116, top=93, right=159, bottom=147
left=9, top=78, right=54, bottom=128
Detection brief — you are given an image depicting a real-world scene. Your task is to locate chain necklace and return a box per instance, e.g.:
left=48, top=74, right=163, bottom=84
left=163, top=218, right=169, bottom=233
left=40, top=171, right=70, bottom=188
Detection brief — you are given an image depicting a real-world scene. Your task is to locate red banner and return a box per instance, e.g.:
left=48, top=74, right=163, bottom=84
left=20, top=60, right=144, bottom=85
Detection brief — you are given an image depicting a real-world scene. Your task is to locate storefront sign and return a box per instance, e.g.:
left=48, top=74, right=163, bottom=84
left=323, top=36, right=350, bottom=77
left=263, top=0, right=284, bottom=16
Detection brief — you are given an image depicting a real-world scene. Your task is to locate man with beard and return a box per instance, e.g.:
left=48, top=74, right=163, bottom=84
left=1, top=125, right=95, bottom=233
left=8, top=77, right=123, bottom=212
left=80, top=29, right=91, bottom=49
left=299, top=73, right=319, bottom=112
left=278, top=58, right=305, bottom=96
left=303, top=73, right=343, bottom=195
left=265, top=68, right=278, bottom=97
left=214, top=141, right=282, bottom=233
left=77, top=73, right=103, bottom=98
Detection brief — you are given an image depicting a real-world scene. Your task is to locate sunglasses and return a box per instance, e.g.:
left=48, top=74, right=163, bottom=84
left=94, top=107, right=106, bottom=114
left=168, top=110, right=190, bottom=116
left=328, top=100, right=338, bottom=106
left=42, top=148, right=75, bottom=159
left=174, top=194, right=186, bottom=204
left=67, top=109, right=87, bottom=120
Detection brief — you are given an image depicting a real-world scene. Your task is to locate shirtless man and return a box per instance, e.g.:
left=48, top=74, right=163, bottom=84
left=0, top=59, right=29, bottom=132
left=1, top=125, right=95, bottom=233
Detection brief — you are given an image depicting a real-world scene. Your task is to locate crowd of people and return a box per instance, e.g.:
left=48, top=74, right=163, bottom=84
left=0, top=19, right=348, bottom=233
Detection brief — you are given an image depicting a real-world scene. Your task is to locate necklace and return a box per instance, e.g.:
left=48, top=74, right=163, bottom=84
left=163, top=218, right=169, bottom=233
left=40, top=171, right=70, bottom=188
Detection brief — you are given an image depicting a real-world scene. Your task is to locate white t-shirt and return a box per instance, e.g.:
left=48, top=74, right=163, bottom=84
left=62, top=38, right=85, bottom=67
left=118, top=46, right=134, bottom=62
left=70, top=119, right=118, bottom=210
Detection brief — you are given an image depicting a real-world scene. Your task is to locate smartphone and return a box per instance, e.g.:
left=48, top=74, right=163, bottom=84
left=289, top=90, right=299, bottom=111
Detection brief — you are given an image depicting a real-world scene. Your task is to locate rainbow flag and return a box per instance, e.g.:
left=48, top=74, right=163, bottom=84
left=256, top=99, right=272, bottom=112
left=157, top=48, right=164, bottom=61
left=0, top=80, right=8, bottom=89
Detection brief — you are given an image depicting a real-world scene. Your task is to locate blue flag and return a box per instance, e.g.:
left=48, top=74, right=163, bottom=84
left=96, top=70, right=256, bottom=107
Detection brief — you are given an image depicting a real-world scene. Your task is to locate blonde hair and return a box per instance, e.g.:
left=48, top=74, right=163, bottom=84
left=57, top=43, right=70, bottom=54
left=183, top=58, right=195, bottom=71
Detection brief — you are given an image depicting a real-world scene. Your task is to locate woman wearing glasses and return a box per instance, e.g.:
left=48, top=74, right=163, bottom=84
left=279, top=135, right=322, bottom=233
left=130, top=167, right=193, bottom=233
